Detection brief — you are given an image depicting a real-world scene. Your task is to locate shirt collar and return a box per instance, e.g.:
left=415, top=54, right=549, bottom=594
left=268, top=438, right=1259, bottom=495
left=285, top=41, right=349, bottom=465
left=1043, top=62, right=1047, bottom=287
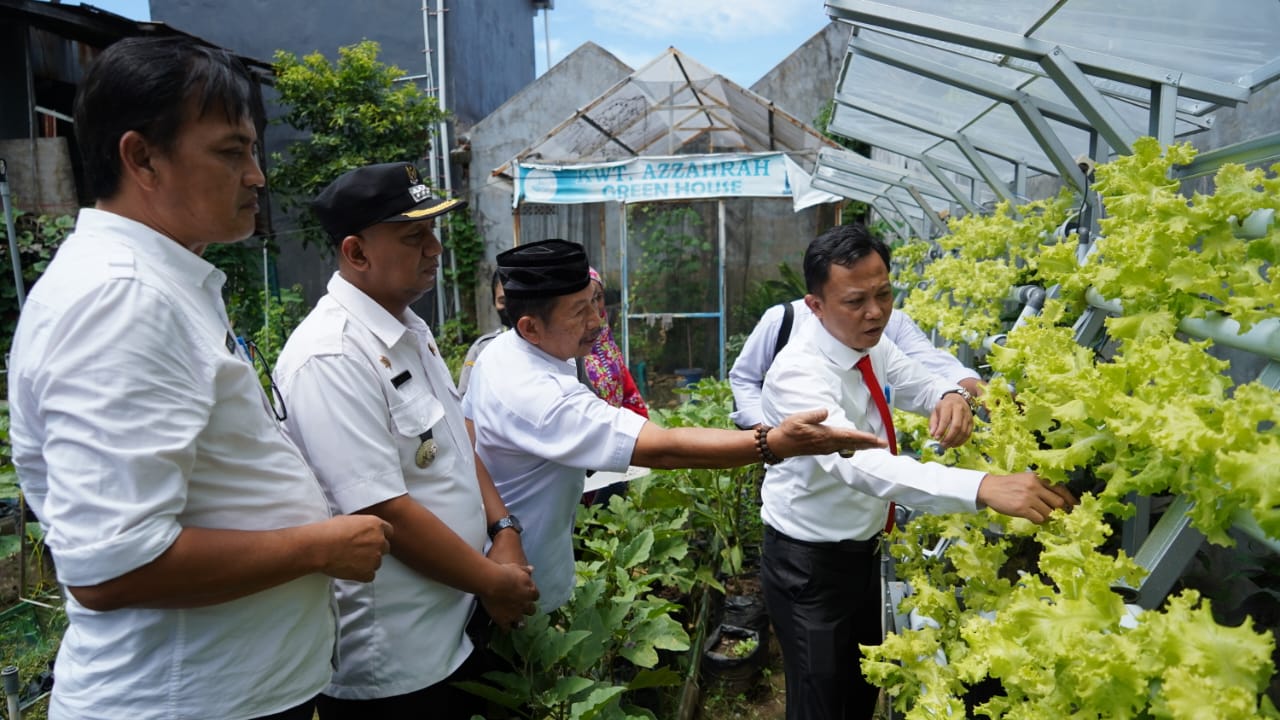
left=325, top=272, right=412, bottom=348
left=78, top=208, right=225, bottom=292
left=511, top=330, right=577, bottom=376
left=806, top=315, right=871, bottom=370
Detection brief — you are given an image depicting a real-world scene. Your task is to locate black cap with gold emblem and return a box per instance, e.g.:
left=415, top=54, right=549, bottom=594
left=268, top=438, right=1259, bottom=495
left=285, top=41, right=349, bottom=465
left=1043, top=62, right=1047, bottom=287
left=311, top=162, right=466, bottom=243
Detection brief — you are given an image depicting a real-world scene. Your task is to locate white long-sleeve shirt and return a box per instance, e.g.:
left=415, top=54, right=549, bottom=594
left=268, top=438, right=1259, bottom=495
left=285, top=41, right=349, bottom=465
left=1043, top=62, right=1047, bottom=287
left=8, top=209, right=335, bottom=720
left=730, top=299, right=978, bottom=428
left=760, top=319, right=984, bottom=543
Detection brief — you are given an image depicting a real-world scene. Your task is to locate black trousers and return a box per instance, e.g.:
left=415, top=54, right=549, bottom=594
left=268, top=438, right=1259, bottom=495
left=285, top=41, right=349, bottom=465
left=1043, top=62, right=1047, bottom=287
left=316, top=647, right=490, bottom=720
left=760, top=525, right=882, bottom=720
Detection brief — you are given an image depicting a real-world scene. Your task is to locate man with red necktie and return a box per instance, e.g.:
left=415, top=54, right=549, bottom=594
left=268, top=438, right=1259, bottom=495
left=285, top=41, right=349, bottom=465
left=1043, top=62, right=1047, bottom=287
left=758, top=223, right=1077, bottom=720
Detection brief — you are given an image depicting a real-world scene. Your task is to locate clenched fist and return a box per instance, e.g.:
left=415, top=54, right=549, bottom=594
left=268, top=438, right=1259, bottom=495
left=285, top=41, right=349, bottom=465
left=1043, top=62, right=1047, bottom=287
left=317, top=514, right=393, bottom=582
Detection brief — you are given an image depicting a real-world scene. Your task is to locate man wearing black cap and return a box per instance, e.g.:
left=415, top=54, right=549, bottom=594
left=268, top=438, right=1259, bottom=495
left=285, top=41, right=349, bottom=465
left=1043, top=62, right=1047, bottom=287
left=274, top=162, right=539, bottom=719
left=463, top=238, right=888, bottom=611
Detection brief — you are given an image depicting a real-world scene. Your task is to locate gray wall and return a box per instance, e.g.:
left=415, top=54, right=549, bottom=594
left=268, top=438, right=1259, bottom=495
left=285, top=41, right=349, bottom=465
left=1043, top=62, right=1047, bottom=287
left=149, top=0, right=538, bottom=307
left=750, top=22, right=850, bottom=135
left=1188, top=80, right=1280, bottom=178
left=466, top=41, right=633, bottom=331
left=723, top=22, right=852, bottom=317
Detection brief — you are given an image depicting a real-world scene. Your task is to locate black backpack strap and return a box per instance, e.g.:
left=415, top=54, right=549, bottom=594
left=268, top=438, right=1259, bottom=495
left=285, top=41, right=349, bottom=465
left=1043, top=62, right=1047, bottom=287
left=772, top=301, right=795, bottom=360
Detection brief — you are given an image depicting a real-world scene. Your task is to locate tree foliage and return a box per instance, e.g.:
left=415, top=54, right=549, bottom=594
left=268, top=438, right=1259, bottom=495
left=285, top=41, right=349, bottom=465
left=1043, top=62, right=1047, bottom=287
left=269, top=40, right=448, bottom=247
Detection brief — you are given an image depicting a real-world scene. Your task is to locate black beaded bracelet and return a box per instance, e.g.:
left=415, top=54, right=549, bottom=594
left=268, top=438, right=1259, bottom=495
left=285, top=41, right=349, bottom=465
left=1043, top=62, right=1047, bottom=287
left=754, top=424, right=784, bottom=465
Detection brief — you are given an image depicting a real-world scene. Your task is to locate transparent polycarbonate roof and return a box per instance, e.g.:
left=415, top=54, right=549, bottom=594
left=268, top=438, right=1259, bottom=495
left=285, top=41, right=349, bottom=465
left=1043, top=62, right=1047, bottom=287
left=881, top=0, right=1280, bottom=88
left=817, top=0, right=1280, bottom=227
left=498, top=47, right=835, bottom=173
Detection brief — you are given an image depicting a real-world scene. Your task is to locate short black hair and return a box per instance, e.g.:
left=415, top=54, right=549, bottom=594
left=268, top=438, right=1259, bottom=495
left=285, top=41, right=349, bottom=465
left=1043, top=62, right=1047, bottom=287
left=504, top=294, right=558, bottom=338
left=803, top=224, right=892, bottom=295
left=490, top=269, right=503, bottom=305
left=74, top=36, right=263, bottom=200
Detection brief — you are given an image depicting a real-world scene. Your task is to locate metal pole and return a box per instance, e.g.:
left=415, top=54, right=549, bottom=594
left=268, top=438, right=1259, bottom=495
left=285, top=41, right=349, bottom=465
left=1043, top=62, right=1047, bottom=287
left=420, top=0, right=445, bottom=330
left=1, top=159, right=26, bottom=309
left=436, top=0, right=461, bottom=325
left=261, top=240, right=270, bottom=342
left=542, top=7, right=552, bottom=72
left=620, top=203, right=630, bottom=369
left=717, top=200, right=726, bottom=380
left=2, top=169, right=29, bottom=612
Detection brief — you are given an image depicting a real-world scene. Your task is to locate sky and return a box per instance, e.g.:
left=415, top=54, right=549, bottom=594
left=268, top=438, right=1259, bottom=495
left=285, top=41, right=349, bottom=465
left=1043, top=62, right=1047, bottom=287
left=63, top=0, right=832, bottom=88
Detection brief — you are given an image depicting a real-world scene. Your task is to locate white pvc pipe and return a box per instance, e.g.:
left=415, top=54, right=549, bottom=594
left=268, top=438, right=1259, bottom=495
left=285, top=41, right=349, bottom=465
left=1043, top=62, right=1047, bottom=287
left=3, top=665, right=20, bottom=720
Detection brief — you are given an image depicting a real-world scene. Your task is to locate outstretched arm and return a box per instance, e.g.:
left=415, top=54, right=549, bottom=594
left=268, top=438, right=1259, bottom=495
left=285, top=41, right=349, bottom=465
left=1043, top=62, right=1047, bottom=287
left=631, top=408, right=886, bottom=469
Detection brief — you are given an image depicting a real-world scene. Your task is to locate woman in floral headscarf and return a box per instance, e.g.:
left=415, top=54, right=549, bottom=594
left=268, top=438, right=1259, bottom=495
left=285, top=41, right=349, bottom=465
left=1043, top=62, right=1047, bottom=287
left=584, top=267, right=649, bottom=418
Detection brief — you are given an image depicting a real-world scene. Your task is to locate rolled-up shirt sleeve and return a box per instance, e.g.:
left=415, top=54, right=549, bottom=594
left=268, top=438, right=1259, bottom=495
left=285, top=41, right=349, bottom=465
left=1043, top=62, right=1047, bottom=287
left=27, top=281, right=210, bottom=587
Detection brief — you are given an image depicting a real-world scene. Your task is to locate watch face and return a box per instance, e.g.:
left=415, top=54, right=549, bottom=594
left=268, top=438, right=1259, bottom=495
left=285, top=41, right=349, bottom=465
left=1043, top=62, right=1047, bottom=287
left=491, top=514, right=522, bottom=538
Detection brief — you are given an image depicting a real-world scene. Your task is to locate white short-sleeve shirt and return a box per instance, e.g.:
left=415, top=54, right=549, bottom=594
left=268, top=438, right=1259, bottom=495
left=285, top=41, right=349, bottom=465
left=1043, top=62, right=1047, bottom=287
left=462, top=329, right=647, bottom=611
left=760, top=319, right=985, bottom=543
left=275, top=273, right=486, bottom=699
left=8, top=209, right=335, bottom=720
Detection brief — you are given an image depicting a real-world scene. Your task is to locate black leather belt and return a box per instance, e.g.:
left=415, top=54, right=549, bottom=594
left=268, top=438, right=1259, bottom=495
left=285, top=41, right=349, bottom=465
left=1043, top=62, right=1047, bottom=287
left=764, top=524, right=879, bottom=553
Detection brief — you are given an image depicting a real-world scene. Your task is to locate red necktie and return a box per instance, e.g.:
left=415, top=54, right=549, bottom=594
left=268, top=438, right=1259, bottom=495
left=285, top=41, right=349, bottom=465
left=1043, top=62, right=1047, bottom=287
left=855, top=355, right=897, bottom=454
left=855, top=354, right=898, bottom=533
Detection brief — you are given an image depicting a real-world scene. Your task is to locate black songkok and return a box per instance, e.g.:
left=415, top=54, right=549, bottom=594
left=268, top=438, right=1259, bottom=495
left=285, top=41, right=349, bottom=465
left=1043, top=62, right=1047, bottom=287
left=496, top=239, right=590, bottom=299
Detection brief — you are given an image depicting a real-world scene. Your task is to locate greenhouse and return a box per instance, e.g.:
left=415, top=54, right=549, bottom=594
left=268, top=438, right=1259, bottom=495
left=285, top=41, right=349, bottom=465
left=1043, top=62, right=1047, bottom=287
left=806, top=1, right=1280, bottom=718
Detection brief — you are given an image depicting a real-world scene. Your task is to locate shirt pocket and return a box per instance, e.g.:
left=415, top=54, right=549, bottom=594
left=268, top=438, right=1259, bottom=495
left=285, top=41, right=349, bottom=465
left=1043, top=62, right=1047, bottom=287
left=388, top=388, right=446, bottom=439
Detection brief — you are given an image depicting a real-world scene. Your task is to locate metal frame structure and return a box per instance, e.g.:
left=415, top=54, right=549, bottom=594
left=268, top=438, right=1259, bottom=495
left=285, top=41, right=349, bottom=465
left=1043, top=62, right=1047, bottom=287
left=814, top=0, right=1280, bottom=227
left=827, top=8, right=1280, bottom=703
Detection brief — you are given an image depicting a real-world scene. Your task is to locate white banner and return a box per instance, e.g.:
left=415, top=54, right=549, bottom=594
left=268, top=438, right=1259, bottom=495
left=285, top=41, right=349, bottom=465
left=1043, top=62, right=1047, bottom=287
left=514, top=152, right=794, bottom=207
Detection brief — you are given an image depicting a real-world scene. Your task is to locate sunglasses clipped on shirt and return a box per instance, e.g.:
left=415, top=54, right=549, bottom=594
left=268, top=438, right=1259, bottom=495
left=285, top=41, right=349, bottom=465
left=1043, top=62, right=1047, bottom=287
left=236, top=336, right=288, bottom=422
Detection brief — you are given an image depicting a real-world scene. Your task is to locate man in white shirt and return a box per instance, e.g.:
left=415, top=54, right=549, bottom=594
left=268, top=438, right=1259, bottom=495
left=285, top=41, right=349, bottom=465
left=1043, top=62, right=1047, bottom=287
left=730, top=300, right=982, bottom=429
left=759, top=224, right=1076, bottom=720
left=275, top=162, right=539, bottom=719
left=6, top=37, right=390, bottom=720
left=463, top=239, right=889, bottom=612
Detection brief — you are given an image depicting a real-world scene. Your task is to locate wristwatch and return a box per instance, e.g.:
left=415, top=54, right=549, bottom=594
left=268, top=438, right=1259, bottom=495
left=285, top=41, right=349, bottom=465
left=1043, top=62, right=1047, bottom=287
left=487, top=514, right=523, bottom=540
left=941, top=387, right=979, bottom=415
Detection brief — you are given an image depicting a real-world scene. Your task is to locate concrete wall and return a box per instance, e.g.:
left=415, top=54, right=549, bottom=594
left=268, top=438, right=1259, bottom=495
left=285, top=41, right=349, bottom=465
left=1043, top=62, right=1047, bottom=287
left=1187, top=80, right=1280, bottom=182
left=466, top=41, right=633, bottom=330
left=750, top=22, right=851, bottom=134
left=149, top=0, right=538, bottom=308
left=715, top=22, right=852, bottom=320
left=0, top=138, right=78, bottom=216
